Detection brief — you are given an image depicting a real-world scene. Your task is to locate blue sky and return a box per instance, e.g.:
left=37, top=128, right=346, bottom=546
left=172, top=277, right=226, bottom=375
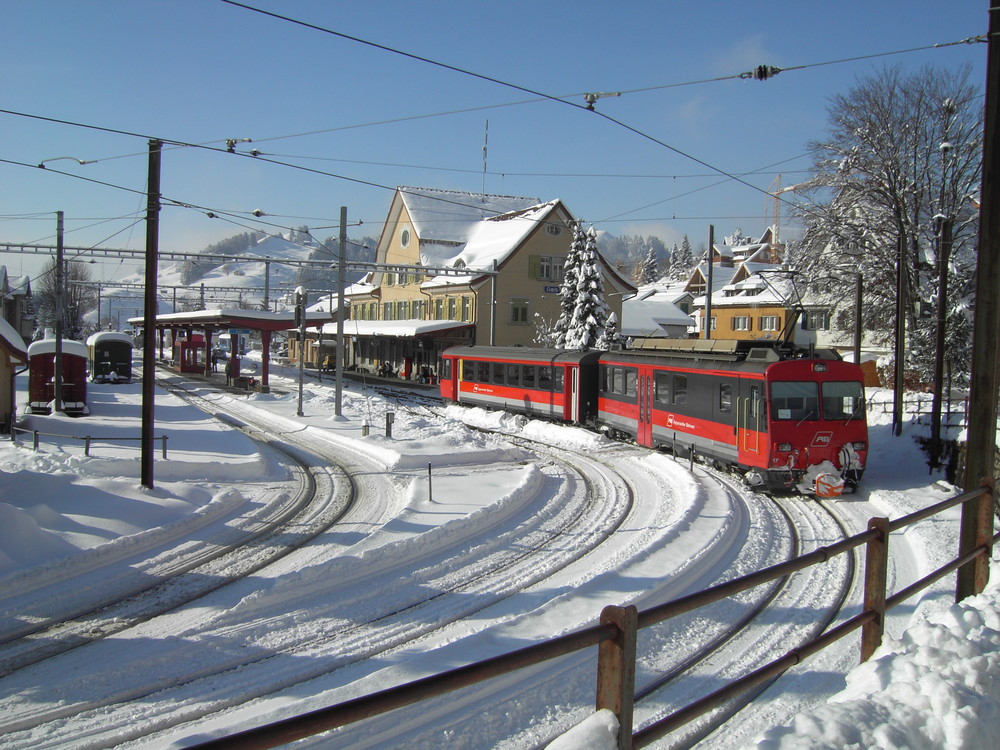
left=0, top=1, right=988, bottom=281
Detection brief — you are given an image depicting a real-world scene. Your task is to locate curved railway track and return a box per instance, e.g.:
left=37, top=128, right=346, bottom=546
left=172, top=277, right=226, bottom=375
left=0, top=375, right=861, bottom=749
left=0, top=378, right=349, bottom=679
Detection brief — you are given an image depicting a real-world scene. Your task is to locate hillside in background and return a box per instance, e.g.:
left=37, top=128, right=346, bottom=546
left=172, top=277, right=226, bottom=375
left=115, top=231, right=378, bottom=314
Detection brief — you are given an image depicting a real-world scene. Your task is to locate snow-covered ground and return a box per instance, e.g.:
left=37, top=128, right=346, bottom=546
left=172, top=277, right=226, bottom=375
left=0, top=358, right=996, bottom=749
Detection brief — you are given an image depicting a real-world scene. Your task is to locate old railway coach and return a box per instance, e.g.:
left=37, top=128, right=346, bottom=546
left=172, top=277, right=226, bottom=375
left=441, top=342, right=868, bottom=496
left=440, top=347, right=601, bottom=424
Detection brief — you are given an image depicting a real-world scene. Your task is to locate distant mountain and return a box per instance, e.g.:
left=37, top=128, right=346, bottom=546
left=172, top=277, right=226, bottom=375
left=118, top=231, right=377, bottom=312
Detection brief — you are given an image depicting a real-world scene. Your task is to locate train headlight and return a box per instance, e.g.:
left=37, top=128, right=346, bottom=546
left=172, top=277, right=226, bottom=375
left=853, top=441, right=867, bottom=451
left=812, top=363, right=828, bottom=372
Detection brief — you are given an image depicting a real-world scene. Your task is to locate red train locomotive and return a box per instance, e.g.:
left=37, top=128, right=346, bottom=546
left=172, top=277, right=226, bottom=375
left=440, top=341, right=868, bottom=496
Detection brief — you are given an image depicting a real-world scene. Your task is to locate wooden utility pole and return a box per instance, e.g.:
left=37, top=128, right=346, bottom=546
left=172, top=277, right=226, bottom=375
left=957, top=2, right=1000, bottom=599
left=141, top=139, right=162, bottom=489
left=54, top=210, right=65, bottom=413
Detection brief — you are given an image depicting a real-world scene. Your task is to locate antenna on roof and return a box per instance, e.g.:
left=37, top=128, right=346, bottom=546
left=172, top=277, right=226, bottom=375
left=481, top=119, right=489, bottom=202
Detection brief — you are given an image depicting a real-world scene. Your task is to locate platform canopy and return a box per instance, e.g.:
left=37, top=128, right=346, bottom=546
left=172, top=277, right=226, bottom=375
left=128, top=308, right=335, bottom=391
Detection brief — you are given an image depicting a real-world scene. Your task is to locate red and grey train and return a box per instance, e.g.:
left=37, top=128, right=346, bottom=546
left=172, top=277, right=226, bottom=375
left=439, top=342, right=868, bottom=495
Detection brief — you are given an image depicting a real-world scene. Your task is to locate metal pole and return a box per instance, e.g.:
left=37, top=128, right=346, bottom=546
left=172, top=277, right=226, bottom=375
left=958, top=1, right=1000, bottom=599
left=892, top=234, right=906, bottom=437
left=335, top=206, right=347, bottom=417
left=490, top=259, right=498, bottom=346
left=141, top=139, right=162, bottom=489
left=930, top=216, right=952, bottom=470
left=297, top=287, right=306, bottom=417
left=704, top=225, right=714, bottom=340
left=54, top=210, right=64, bottom=413
left=853, top=272, right=863, bottom=368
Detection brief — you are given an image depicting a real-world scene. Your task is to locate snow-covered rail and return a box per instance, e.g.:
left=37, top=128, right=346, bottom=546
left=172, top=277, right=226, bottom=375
left=0, top=378, right=351, bottom=678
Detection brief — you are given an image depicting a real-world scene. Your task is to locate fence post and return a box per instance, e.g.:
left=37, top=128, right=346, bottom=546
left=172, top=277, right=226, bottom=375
left=162, top=435, right=168, bottom=460
left=85, top=436, right=91, bottom=456
left=861, top=516, right=890, bottom=662
left=956, top=477, right=995, bottom=601
left=596, top=604, right=638, bottom=750
left=386, top=412, right=395, bottom=438
left=33, top=430, right=39, bottom=451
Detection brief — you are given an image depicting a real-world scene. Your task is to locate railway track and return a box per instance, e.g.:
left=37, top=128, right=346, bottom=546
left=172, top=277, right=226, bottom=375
left=0, top=377, right=350, bottom=678
left=0, top=376, right=649, bottom=748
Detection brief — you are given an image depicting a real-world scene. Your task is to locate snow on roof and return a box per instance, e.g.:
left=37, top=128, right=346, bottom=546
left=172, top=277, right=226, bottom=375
left=398, top=186, right=540, bottom=244
left=86, top=331, right=135, bottom=346
left=0, top=316, right=27, bottom=360
left=27, top=333, right=88, bottom=358
left=325, top=319, right=473, bottom=337
left=622, top=287, right=695, bottom=337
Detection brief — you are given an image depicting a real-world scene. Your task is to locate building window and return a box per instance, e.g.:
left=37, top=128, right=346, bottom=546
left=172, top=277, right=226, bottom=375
left=510, top=298, right=530, bottom=324
left=804, top=309, right=831, bottom=331
left=461, top=296, right=470, bottom=321
left=400, top=228, right=411, bottom=248
left=448, top=297, right=457, bottom=319
left=413, top=300, right=424, bottom=320
left=732, top=316, right=752, bottom=332
left=532, top=255, right=565, bottom=282
left=760, top=315, right=781, bottom=332
left=435, top=299, right=444, bottom=319
left=545, top=223, right=562, bottom=236
left=383, top=302, right=392, bottom=321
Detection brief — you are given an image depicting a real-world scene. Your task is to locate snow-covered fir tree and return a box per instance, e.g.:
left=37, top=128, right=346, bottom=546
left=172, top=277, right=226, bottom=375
left=597, top=311, right=624, bottom=350
left=564, top=226, right=611, bottom=350
left=551, top=222, right=585, bottom=348
left=634, top=245, right=660, bottom=285
left=669, top=234, right=694, bottom=281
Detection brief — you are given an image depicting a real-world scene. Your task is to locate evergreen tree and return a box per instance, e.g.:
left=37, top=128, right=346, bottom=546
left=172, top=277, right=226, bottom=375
left=551, top=222, right=584, bottom=348
left=564, top=227, right=611, bottom=350
left=634, top=245, right=659, bottom=285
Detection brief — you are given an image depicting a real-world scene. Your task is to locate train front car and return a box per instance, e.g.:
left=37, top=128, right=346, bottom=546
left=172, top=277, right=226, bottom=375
left=439, top=346, right=600, bottom=424
left=759, top=357, right=868, bottom=496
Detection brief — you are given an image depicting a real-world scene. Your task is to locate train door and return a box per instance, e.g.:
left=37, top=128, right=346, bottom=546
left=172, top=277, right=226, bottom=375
left=568, top=365, right=579, bottom=423
left=636, top=368, right=654, bottom=447
left=736, top=379, right=765, bottom=465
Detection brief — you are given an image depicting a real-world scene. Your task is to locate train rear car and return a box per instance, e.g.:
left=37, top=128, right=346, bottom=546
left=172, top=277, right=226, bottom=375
left=598, top=341, right=867, bottom=495
left=87, top=331, right=134, bottom=383
left=26, top=331, right=89, bottom=415
left=440, top=346, right=601, bottom=424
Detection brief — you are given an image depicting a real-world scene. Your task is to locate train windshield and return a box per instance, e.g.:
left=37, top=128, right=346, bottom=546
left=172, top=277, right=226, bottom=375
left=821, top=381, right=866, bottom=421
left=770, top=381, right=819, bottom=421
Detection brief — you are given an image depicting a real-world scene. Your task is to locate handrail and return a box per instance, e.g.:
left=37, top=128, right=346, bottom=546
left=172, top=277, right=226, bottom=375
left=190, top=482, right=994, bottom=750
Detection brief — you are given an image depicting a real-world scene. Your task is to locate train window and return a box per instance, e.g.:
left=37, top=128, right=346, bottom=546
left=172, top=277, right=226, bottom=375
left=462, top=360, right=475, bottom=381
left=506, top=363, right=520, bottom=387
left=822, top=381, right=865, bottom=421
left=673, top=374, right=688, bottom=405
left=625, top=369, right=637, bottom=398
left=719, top=383, right=732, bottom=413
left=612, top=368, right=625, bottom=395
left=771, top=381, right=819, bottom=421
left=441, top=359, right=452, bottom=380
left=749, top=384, right=761, bottom=419
left=492, top=362, right=506, bottom=384
left=477, top=361, right=491, bottom=383
left=523, top=365, right=537, bottom=389
left=553, top=368, right=564, bottom=393
left=654, top=372, right=671, bottom=405
left=599, top=365, right=612, bottom=393
left=538, top=366, right=552, bottom=390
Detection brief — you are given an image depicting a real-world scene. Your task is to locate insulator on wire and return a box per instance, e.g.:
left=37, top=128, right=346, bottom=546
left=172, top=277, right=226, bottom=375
left=750, top=65, right=781, bottom=81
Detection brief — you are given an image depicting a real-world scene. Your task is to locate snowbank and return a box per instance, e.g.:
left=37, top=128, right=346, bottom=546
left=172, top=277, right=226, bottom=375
left=750, top=560, right=1000, bottom=749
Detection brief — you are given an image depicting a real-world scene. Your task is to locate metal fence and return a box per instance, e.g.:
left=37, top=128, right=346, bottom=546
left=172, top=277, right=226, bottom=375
left=10, top=425, right=168, bottom=458
left=188, top=480, right=995, bottom=750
